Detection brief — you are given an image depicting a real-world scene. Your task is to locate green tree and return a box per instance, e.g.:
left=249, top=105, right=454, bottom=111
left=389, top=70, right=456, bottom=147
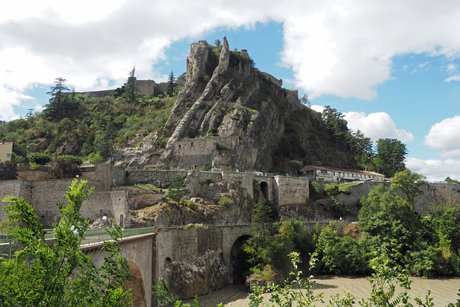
left=301, top=94, right=310, bottom=107
left=164, top=175, right=188, bottom=202
left=374, top=138, right=407, bottom=177
left=166, top=71, right=175, bottom=96
left=347, top=129, right=374, bottom=168
left=126, top=67, right=136, bottom=102
left=391, top=169, right=428, bottom=209
left=322, top=106, right=349, bottom=147
left=315, top=222, right=368, bottom=274
left=251, top=198, right=277, bottom=249
left=177, top=72, right=186, bottom=82
left=27, top=152, right=53, bottom=165
left=214, top=39, right=221, bottom=47
left=0, top=179, right=133, bottom=306
left=445, top=177, right=460, bottom=184
left=44, top=78, right=79, bottom=120
left=359, top=183, right=436, bottom=273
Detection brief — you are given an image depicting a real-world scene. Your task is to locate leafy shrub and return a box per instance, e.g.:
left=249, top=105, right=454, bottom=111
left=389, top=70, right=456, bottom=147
left=87, top=152, right=104, bottom=165
left=164, top=175, right=188, bottom=202
left=342, top=186, right=352, bottom=194
left=329, top=196, right=348, bottom=215
left=0, top=160, right=18, bottom=180
left=27, top=152, right=53, bottom=165
left=309, top=180, right=321, bottom=196
left=206, top=175, right=214, bottom=183
left=29, top=162, right=39, bottom=170
left=207, top=128, right=216, bottom=137
left=218, top=196, right=234, bottom=208
left=187, top=201, right=197, bottom=211
left=158, top=136, right=169, bottom=148
left=316, top=222, right=368, bottom=274
left=57, top=155, right=83, bottom=165
left=253, top=178, right=261, bottom=189
left=324, top=184, right=339, bottom=197
left=216, top=143, right=231, bottom=151
left=49, top=159, right=81, bottom=179
left=179, top=197, right=187, bottom=207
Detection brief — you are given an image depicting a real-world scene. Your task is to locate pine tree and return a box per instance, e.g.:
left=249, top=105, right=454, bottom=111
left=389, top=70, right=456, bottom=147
left=166, top=71, right=175, bottom=96
left=125, top=67, right=136, bottom=102
left=44, top=77, right=70, bottom=120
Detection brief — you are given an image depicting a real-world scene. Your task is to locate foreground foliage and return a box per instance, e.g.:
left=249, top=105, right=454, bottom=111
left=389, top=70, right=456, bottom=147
left=249, top=252, right=460, bottom=307
left=0, top=179, right=133, bottom=306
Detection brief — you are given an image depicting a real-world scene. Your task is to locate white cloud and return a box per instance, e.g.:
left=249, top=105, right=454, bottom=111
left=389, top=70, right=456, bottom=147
left=447, top=64, right=456, bottom=72
left=406, top=157, right=460, bottom=182
left=411, top=61, right=430, bottom=74
left=445, top=74, right=460, bottom=82
left=424, top=116, right=460, bottom=157
left=344, top=111, right=414, bottom=142
left=280, top=1, right=460, bottom=100
left=310, top=105, right=324, bottom=113
left=2, top=0, right=460, bottom=120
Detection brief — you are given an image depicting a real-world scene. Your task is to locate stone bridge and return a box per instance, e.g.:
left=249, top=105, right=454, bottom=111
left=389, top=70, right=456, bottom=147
left=83, top=224, right=253, bottom=307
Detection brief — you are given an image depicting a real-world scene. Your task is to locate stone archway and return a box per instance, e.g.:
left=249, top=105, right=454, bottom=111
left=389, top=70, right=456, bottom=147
left=124, top=261, right=146, bottom=307
left=260, top=181, right=269, bottom=199
left=230, top=235, right=252, bottom=284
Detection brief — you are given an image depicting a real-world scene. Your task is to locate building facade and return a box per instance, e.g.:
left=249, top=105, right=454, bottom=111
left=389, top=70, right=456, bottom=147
left=0, top=141, right=13, bottom=163
left=299, top=165, right=385, bottom=183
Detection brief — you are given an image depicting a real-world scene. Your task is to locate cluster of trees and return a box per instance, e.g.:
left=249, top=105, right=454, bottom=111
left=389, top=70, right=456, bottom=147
left=243, top=170, right=460, bottom=284
left=0, top=71, right=180, bottom=165
left=1, top=176, right=459, bottom=306
left=0, top=180, right=133, bottom=306
left=322, top=106, right=408, bottom=177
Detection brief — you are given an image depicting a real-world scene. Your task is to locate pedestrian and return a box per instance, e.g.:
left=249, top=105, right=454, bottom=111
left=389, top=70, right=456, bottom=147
left=103, top=215, right=108, bottom=227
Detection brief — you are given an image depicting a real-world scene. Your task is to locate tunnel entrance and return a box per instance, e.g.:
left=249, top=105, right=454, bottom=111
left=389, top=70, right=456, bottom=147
left=230, top=235, right=252, bottom=284
left=123, top=261, right=146, bottom=307
left=260, top=181, right=269, bottom=199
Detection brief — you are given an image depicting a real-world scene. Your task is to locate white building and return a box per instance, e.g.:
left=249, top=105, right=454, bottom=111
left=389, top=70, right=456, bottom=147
left=299, top=165, right=385, bottom=183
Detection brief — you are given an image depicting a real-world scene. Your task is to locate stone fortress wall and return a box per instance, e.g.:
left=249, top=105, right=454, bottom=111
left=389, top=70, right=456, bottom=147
left=0, top=164, right=309, bottom=228
left=72, top=78, right=185, bottom=98
left=1, top=162, right=460, bottom=230
left=170, top=137, right=240, bottom=170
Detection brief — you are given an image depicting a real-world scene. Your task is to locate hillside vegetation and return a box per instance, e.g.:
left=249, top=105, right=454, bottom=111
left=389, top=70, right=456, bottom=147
left=0, top=86, right=177, bottom=164
left=1, top=38, right=406, bottom=176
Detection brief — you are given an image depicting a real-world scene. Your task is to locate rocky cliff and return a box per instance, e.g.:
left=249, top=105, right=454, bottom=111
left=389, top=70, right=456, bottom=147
left=124, top=37, right=353, bottom=173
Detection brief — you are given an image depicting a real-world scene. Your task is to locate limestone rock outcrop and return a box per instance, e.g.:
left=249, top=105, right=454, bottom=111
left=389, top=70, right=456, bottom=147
left=126, top=36, right=308, bottom=172
left=165, top=249, right=229, bottom=299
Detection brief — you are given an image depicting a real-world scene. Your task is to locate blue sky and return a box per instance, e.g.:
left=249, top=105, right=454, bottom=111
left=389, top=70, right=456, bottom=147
left=1, top=0, right=460, bottom=181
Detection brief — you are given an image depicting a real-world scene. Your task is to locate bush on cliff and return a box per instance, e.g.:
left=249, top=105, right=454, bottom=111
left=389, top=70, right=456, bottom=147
left=165, top=175, right=188, bottom=202
left=27, top=151, right=53, bottom=165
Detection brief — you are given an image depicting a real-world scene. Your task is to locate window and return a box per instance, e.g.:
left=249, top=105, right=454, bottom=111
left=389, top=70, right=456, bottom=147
left=191, top=142, right=194, bottom=147
left=6, top=153, right=11, bottom=158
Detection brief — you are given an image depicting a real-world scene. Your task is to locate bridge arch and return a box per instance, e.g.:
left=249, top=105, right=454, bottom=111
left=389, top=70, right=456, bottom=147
left=124, top=261, right=146, bottom=307
left=260, top=181, right=269, bottom=199
left=230, top=235, right=252, bottom=284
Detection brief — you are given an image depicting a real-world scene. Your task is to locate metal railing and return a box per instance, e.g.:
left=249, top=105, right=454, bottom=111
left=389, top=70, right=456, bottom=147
left=0, top=227, right=157, bottom=257
left=0, top=235, right=13, bottom=259
left=80, top=227, right=157, bottom=245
